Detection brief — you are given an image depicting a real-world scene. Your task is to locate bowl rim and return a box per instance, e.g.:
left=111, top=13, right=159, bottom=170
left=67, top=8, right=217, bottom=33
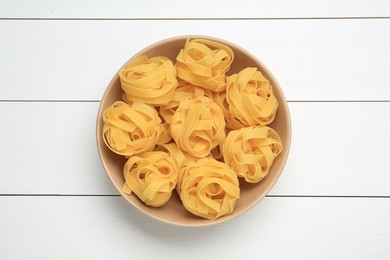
left=96, top=35, right=292, bottom=227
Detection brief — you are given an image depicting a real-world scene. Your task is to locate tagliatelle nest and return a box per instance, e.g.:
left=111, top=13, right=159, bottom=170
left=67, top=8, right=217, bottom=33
left=102, top=101, right=165, bottom=156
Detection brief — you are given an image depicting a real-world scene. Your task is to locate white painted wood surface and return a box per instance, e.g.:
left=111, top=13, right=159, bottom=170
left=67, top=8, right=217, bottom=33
left=1, top=197, right=390, bottom=260
left=1, top=19, right=390, bottom=101
left=0, top=0, right=389, bottom=18
left=1, top=102, right=390, bottom=196
left=1, top=1, right=389, bottom=259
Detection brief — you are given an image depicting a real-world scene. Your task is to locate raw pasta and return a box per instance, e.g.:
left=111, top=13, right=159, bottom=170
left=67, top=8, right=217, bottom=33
left=170, top=96, right=226, bottom=158
left=176, top=39, right=233, bottom=92
left=120, top=56, right=177, bottom=105
left=157, top=122, right=172, bottom=145
left=159, top=78, right=214, bottom=124
left=102, top=101, right=164, bottom=156
left=178, top=157, right=240, bottom=220
left=155, top=143, right=186, bottom=169
left=122, top=149, right=181, bottom=207
left=223, top=125, right=282, bottom=183
left=225, top=67, right=278, bottom=129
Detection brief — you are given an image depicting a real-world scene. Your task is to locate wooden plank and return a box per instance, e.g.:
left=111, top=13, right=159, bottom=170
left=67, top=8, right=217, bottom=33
left=0, top=102, right=389, bottom=196
left=0, top=102, right=116, bottom=195
left=0, top=0, right=389, bottom=19
left=271, top=102, right=390, bottom=196
left=0, top=19, right=389, bottom=101
left=1, top=196, right=389, bottom=259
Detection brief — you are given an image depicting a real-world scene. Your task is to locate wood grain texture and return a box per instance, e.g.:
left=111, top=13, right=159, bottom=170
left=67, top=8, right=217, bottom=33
left=1, top=1, right=389, bottom=259
left=1, top=196, right=389, bottom=259
left=1, top=19, right=389, bottom=101
left=0, top=102, right=116, bottom=195
left=0, top=0, right=389, bottom=19
left=1, top=102, right=389, bottom=196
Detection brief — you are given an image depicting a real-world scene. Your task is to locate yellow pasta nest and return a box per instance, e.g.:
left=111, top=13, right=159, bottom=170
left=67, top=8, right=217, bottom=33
left=177, top=157, right=240, bottom=220
left=223, top=125, right=282, bottom=183
left=224, top=67, right=278, bottom=129
left=102, top=38, right=283, bottom=220
left=170, top=96, right=226, bottom=158
left=159, top=79, right=214, bottom=124
left=122, top=148, right=183, bottom=207
left=119, top=56, right=178, bottom=105
left=102, top=101, right=165, bottom=156
left=176, top=39, right=234, bottom=92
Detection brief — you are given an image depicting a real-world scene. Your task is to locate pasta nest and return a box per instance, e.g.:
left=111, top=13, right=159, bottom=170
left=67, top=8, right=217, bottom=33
left=122, top=148, right=183, bottom=207
left=224, top=67, right=278, bottom=129
left=170, top=96, right=226, bottom=158
left=102, top=101, right=166, bottom=156
left=177, top=157, right=240, bottom=220
left=223, top=125, right=282, bottom=183
left=176, top=39, right=234, bottom=92
left=159, top=78, right=214, bottom=124
left=119, top=56, right=178, bottom=105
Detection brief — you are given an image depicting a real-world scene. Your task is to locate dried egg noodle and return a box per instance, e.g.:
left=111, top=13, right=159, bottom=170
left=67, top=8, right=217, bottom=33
left=119, top=56, right=177, bottom=105
left=212, top=90, right=232, bottom=127
left=223, top=125, right=282, bottom=183
left=122, top=149, right=181, bottom=207
left=178, top=157, right=240, bottom=220
left=158, top=122, right=172, bottom=145
left=102, top=101, right=164, bottom=156
left=170, top=96, right=226, bottom=158
left=160, top=79, right=214, bottom=124
left=176, top=39, right=233, bottom=92
left=225, top=67, right=278, bottom=129
left=155, top=143, right=186, bottom=169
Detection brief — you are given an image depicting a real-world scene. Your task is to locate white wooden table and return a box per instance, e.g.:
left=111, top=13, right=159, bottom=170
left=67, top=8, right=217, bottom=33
left=1, top=1, right=389, bottom=259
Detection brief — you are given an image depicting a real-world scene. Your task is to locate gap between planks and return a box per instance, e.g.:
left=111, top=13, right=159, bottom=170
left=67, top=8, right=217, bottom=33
left=0, top=17, right=390, bottom=21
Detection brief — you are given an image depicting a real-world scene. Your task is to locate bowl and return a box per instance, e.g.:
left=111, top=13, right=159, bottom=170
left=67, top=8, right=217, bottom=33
left=96, top=35, right=291, bottom=227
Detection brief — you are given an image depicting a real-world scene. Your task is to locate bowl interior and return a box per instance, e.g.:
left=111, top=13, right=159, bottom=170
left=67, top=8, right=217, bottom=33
left=96, top=36, right=291, bottom=227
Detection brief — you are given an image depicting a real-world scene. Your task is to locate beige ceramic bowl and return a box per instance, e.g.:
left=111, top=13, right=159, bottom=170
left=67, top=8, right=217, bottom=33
left=96, top=35, right=291, bottom=227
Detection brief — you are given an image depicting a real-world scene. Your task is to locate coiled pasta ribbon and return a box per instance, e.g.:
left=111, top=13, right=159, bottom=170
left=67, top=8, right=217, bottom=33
left=119, top=56, right=178, bottom=105
left=212, top=90, right=233, bottom=127
left=176, top=39, right=234, bottom=92
left=159, top=79, right=214, bottom=124
left=155, top=143, right=186, bottom=169
left=122, top=148, right=183, bottom=207
left=102, top=101, right=164, bottom=156
left=170, top=96, right=226, bottom=158
left=158, top=122, right=172, bottom=145
left=225, top=67, right=278, bottom=129
left=178, top=157, right=240, bottom=220
left=223, top=125, right=282, bottom=183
